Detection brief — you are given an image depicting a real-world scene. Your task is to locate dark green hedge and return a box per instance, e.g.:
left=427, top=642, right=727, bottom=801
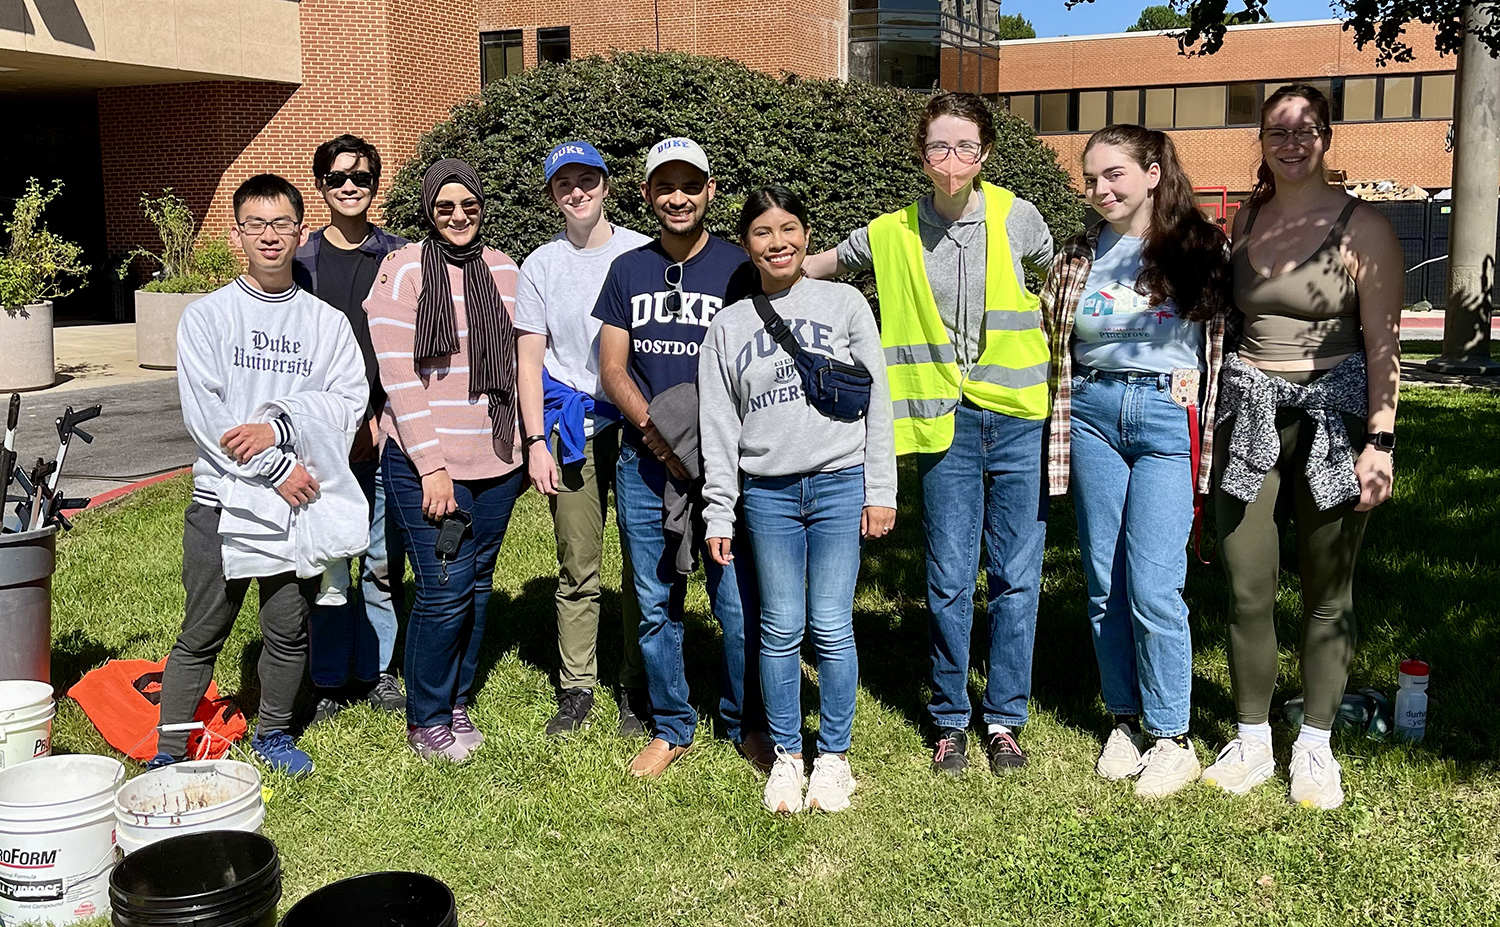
left=383, top=51, right=1086, bottom=276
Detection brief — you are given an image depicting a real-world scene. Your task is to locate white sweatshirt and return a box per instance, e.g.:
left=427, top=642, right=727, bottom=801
left=177, top=277, right=369, bottom=578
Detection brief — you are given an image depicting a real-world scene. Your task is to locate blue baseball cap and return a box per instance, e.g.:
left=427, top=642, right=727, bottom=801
left=544, top=141, right=609, bottom=182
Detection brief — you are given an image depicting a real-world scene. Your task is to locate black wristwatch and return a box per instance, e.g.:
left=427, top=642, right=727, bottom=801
left=1365, top=431, right=1396, bottom=452
left=523, top=434, right=548, bottom=448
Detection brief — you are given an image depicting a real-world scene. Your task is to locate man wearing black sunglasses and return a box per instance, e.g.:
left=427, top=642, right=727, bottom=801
left=294, top=133, right=409, bottom=723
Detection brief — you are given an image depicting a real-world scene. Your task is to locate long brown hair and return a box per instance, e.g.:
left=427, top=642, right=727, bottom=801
left=1247, top=83, right=1334, bottom=208
left=915, top=92, right=996, bottom=190
left=1083, top=125, right=1228, bottom=322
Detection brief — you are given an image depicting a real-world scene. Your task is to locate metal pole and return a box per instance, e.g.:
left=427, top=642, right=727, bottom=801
left=1428, top=0, right=1500, bottom=374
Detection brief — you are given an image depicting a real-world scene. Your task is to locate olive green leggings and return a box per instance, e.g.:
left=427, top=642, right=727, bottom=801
left=1214, top=403, right=1369, bottom=730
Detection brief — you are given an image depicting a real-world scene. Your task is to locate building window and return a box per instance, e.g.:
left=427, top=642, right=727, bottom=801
left=1112, top=89, right=1140, bottom=126
left=1077, top=90, right=1108, bottom=132
left=1144, top=88, right=1174, bottom=128
left=1038, top=91, right=1069, bottom=133
left=537, top=26, right=571, bottom=64
left=1226, top=83, right=1259, bottom=125
left=1176, top=84, right=1227, bottom=128
left=1419, top=73, right=1454, bottom=119
left=480, top=30, right=523, bottom=84
left=1007, top=94, right=1036, bottom=128
left=1381, top=75, right=1415, bottom=119
left=849, top=0, right=1003, bottom=92
left=1341, top=77, right=1376, bottom=121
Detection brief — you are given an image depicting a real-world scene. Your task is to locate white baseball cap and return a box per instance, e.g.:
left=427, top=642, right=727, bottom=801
left=644, top=137, right=711, bottom=181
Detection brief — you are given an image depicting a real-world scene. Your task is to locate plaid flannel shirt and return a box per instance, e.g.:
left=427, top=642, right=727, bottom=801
left=1042, top=224, right=1228, bottom=497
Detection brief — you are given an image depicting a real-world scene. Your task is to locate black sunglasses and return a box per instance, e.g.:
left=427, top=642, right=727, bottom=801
left=322, top=170, right=376, bottom=190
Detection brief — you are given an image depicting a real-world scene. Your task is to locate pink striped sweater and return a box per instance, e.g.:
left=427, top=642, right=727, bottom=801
left=363, top=242, right=522, bottom=481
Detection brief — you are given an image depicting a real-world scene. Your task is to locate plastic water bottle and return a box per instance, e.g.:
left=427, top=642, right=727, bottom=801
left=1394, top=659, right=1429, bottom=742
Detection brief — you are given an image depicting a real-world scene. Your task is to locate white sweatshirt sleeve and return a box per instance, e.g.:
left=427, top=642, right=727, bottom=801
left=847, top=293, right=897, bottom=509
left=698, top=321, right=744, bottom=541
left=177, top=303, right=299, bottom=486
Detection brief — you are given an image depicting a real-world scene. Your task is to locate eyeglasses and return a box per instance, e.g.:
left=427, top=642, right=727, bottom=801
left=923, top=142, right=984, bottom=165
left=433, top=199, right=481, bottom=218
left=663, top=261, right=685, bottom=316
left=322, top=170, right=376, bottom=190
left=237, top=218, right=300, bottom=235
left=1261, top=127, right=1327, bottom=146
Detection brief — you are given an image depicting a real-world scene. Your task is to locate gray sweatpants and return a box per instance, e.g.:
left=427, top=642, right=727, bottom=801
left=157, top=502, right=317, bottom=757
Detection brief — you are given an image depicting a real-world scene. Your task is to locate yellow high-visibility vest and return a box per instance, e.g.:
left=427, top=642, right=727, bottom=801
left=868, top=182, right=1050, bottom=455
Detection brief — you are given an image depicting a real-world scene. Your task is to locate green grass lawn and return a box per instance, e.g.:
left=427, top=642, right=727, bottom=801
left=44, top=386, right=1500, bottom=926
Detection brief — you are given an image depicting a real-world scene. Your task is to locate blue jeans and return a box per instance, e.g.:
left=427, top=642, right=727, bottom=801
left=918, top=401, right=1047, bottom=730
left=383, top=443, right=525, bottom=729
left=615, top=439, right=763, bottom=747
left=742, top=468, right=863, bottom=756
left=1070, top=370, right=1194, bottom=738
left=308, top=456, right=405, bottom=688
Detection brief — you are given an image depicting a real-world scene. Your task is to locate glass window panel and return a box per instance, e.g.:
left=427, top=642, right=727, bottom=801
left=538, top=26, right=570, bottom=64
left=1175, top=84, right=1226, bottom=127
left=1301, top=78, right=1333, bottom=101
left=1112, top=89, right=1140, bottom=125
left=1008, top=93, right=1036, bottom=127
left=480, top=30, right=523, bottom=83
left=1144, top=87, right=1174, bottom=128
left=880, top=39, right=940, bottom=88
left=1382, top=76, right=1415, bottom=119
left=1227, top=83, right=1259, bottom=125
left=1077, top=90, right=1108, bottom=131
left=1342, top=77, right=1376, bottom=121
left=1420, top=73, right=1455, bottom=119
left=1038, top=91, right=1069, bottom=132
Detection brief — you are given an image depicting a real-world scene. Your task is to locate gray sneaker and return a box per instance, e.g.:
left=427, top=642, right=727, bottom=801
left=366, top=673, right=405, bottom=713
left=449, top=705, right=484, bottom=753
left=407, top=725, right=471, bottom=764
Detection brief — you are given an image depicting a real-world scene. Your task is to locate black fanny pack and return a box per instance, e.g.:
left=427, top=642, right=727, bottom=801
left=752, top=292, right=872, bottom=422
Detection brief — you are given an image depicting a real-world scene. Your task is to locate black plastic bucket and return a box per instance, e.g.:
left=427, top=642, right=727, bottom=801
left=278, top=871, right=457, bottom=927
left=110, top=830, right=281, bottom=927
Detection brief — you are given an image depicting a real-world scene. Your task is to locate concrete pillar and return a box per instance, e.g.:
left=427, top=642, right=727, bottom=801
left=1428, top=0, right=1500, bottom=375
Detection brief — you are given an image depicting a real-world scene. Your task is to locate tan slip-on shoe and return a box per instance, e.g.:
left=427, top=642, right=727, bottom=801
left=629, top=737, right=692, bottom=778
left=737, top=729, right=777, bottom=776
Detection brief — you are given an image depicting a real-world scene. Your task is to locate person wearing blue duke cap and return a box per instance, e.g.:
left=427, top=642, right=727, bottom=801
left=516, top=141, right=653, bottom=740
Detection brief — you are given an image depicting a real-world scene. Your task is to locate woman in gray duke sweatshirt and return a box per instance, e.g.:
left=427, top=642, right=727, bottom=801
left=700, top=186, right=897, bottom=816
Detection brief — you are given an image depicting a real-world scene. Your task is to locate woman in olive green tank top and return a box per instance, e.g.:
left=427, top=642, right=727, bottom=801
left=1204, top=84, right=1403, bottom=811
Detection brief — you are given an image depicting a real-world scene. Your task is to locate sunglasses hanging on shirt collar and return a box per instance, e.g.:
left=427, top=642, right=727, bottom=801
left=663, top=261, right=686, bottom=316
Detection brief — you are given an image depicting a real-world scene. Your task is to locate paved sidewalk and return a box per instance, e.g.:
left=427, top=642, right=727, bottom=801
left=49, top=323, right=176, bottom=394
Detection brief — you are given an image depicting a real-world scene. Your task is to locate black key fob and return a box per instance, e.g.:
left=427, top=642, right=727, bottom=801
left=435, top=509, right=472, bottom=562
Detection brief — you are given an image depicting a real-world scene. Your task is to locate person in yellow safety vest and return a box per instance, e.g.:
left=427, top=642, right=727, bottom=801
left=804, top=92, right=1055, bottom=778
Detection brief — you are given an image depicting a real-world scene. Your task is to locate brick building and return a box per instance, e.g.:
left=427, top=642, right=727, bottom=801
left=0, top=3, right=1464, bottom=321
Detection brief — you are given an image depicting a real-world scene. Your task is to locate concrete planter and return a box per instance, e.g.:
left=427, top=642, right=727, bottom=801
left=135, top=290, right=200, bottom=369
left=0, top=302, right=56, bottom=392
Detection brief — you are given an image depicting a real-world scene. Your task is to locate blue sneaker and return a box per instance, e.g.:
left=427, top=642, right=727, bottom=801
left=250, top=730, right=315, bottom=778
left=144, top=752, right=178, bottom=770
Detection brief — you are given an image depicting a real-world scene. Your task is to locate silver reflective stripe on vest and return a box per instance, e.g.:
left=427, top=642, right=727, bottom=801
left=885, top=342, right=958, bottom=367
left=891, top=397, right=961, bottom=420
left=983, top=309, right=1043, bottom=332
left=966, top=361, right=1050, bottom=389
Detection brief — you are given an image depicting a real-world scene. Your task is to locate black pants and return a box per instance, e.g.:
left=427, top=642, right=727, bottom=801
left=157, top=503, right=317, bottom=757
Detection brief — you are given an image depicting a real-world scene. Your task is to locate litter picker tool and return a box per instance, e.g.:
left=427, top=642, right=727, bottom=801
left=0, top=394, right=18, bottom=529
left=44, top=404, right=100, bottom=498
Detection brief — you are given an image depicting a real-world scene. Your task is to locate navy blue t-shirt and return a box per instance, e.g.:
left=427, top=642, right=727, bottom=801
left=591, top=235, right=753, bottom=405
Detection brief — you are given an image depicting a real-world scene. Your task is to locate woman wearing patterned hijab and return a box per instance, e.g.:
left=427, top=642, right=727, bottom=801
left=366, top=158, right=525, bottom=763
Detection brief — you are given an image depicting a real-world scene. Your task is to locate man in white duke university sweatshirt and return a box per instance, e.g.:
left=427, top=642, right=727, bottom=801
left=151, top=175, right=368, bottom=778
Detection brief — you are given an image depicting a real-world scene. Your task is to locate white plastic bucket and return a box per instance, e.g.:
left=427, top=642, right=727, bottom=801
left=0, top=681, right=56, bottom=771
left=113, top=760, right=265, bottom=856
left=0, top=754, right=124, bottom=925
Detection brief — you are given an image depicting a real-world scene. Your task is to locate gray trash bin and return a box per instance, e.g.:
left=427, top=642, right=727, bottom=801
left=0, top=526, right=56, bottom=683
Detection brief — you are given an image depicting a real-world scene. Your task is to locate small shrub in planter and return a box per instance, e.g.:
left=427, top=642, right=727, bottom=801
left=0, top=178, right=89, bottom=391
left=118, top=191, right=243, bottom=368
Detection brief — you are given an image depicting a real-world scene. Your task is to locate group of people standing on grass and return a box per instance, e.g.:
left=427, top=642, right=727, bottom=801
left=147, top=81, right=1401, bottom=818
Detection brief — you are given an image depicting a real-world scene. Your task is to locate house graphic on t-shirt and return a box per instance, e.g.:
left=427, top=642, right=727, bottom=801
left=1082, top=288, right=1115, bottom=317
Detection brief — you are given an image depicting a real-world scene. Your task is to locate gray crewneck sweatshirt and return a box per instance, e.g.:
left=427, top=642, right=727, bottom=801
left=698, top=278, right=896, bottom=540
left=836, top=190, right=1054, bottom=370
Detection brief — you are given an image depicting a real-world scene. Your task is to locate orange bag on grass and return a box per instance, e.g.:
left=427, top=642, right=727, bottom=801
left=67, top=658, right=248, bottom=761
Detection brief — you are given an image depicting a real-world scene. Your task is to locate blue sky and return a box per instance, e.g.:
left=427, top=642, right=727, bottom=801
left=1005, top=0, right=1341, bottom=37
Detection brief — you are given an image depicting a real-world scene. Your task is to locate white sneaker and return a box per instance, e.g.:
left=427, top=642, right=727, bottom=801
left=1095, top=726, right=1147, bottom=780
left=1288, top=742, right=1344, bottom=810
left=804, top=753, right=856, bottom=813
left=1202, top=738, right=1276, bottom=795
left=762, top=746, right=805, bottom=815
left=1135, top=738, right=1202, bottom=798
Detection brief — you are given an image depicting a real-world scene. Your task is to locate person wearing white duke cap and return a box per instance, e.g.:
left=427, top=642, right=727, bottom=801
left=593, top=137, right=771, bottom=778
left=516, top=140, right=652, bottom=739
